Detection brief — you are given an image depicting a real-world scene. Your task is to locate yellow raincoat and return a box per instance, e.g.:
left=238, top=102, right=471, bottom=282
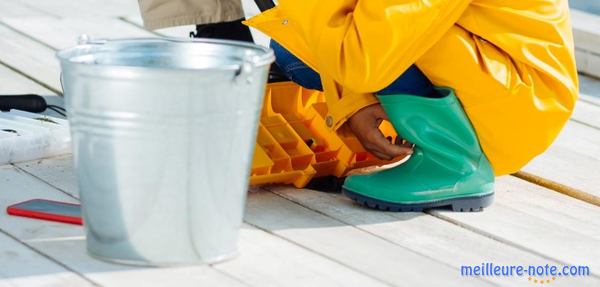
left=245, top=0, right=578, bottom=175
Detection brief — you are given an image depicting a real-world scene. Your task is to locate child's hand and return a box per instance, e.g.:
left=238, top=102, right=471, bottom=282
left=347, top=104, right=413, bottom=160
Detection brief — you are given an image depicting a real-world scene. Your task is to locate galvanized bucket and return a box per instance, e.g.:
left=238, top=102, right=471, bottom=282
left=57, top=36, right=274, bottom=266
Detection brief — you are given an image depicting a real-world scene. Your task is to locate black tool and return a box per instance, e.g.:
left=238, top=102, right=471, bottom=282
left=0, top=94, right=66, bottom=116
left=254, top=0, right=276, bottom=12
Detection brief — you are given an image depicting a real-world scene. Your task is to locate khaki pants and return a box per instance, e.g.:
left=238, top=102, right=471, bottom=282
left=138, top=0, right=244, bottom=30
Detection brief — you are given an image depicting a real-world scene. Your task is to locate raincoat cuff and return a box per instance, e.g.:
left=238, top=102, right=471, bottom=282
left=326, top=91, right=379, bottom=131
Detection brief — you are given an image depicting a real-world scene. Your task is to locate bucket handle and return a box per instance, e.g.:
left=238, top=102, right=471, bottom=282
left=78, top=34, right=107, bottom=46
left=235, top=53, right=261, bottom=84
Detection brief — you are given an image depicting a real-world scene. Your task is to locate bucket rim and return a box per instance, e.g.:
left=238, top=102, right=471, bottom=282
left=56, top=37, right=275, bottom=72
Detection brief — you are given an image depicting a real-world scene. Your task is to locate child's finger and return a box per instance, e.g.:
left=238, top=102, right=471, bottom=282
left=395, top=137, right=414, bottom=148
left=362, top=132, right=393, bottom=160
left=370, top=149, right=393, bottom=161
left=368, top=129, right=413, bottom=159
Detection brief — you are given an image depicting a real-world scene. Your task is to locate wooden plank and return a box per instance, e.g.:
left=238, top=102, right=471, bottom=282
left=520, top=74, right=600, bottom=200
left=16, top=156, right=487, bottom=286
left=26, top=237, right=247, bottom=287
left=244, top=191, right=492, bottom=287
left=0, top=0, right=48, bottom=18
left=575, top=49, right=600, bottom=80
left=0, top=64, right=54, bottom=95
left=214, top=224, right=388, bottom=287
left=0, top=0, right=271, bottom=95
left=432, top=176, right=600, bottom=273
left=10, top=146, right=595, bottom=286
left=0, top=164, right=248, bottom=287
left=581, top=94, right=600, bottom=108
left=27, top=238, right=248, bottom=287
left=570, top=0, right=600, bottom=14
left=493, top=176, right=600, bottom=240
left=572, top=73, right=600, bottom=128
left=0, top=165, right=83, bottom=242
left=0, top=23, right=62, bottom=92
left=0, top=231, right=93, bottom=287
left=579, top=74, right=600, bottom=106
left=267, top=184, right=600, bottom=286
left=522, top=120, right=600, bottom=197
left=15, top=152, right=600, bottom=285
left=7, top=159, right=390, bottom=287
left=0, top=64, right=66, bottom=118
left=18, top=154, right=598, bottom=284
left=29, top=229, right=386, bottom=287
left=572, top=99, right=600, bottom=128
left=15, top=155, right=78, bottom=198
left=572, top=9, right=600, bottom=78
left=27, top=210, right=388, bottom=287
left=2, top=17, right=155, bottom=50
left=9, top=0, right=140, bottom=18
left=572, top=9, right=600, bottom=55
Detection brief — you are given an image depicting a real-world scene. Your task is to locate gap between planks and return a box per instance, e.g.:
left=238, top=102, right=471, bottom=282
left=0, top=227, right=99, bottom=287
left=256, top=188, right=600, bottom=286
left=263, top=178, right=600, bottom=277
left=6, top=159, right=492, bottom=286
left=0, top=58, right=61, bottom=96
left=0, top=230, right=96, bottom=287
left=0, top=165, right=252, bottom=287
left=0, top=23, right=62, bottom=92
left=2, top=0, right=598, bottom=249
left=1, top=165, right=395, bottom=287
left=8, top=152, right=600, bottom=285
left=235, top=178, right=593, bottom=285
left=11, top=163, right=78, bottom=201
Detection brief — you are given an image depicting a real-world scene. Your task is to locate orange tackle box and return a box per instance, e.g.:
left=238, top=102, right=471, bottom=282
left=249, top=82, right=401, bottom=188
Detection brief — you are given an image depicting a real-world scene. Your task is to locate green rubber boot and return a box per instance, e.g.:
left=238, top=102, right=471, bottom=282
left=342, top=87, right=495, bottom=212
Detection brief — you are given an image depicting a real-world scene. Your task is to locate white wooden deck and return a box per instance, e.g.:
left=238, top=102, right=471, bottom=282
left=1, top=1, right=600, bottom=286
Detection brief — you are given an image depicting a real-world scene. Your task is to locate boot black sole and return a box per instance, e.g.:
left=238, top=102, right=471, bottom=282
left=342, top=188, right=494, bottom=212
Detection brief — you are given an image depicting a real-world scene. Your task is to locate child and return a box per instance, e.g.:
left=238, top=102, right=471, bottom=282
left=245, top=0, right=579, bottom=211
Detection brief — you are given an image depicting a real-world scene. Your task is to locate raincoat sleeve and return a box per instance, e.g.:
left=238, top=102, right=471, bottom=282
left=323, top=84, right=380, bottom=131
left=278, top=0, right=472, bottom=94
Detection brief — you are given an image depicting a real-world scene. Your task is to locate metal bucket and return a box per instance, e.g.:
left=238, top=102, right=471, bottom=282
left=57, top=37, right=274, bottom=266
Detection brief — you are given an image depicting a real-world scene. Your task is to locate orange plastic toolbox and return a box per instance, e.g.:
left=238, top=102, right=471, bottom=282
left=249, top=82, right=400, bottom=188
